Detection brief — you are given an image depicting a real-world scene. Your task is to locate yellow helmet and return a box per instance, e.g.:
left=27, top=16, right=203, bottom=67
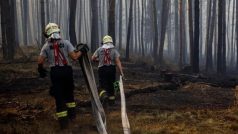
left=103, top=35, right=113, bottom=44
left=44, top=23, right=60, bottom=37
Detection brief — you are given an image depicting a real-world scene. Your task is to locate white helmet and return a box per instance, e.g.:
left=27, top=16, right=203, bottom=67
left=103, top=35, right=113, bottom=44
left=44, top=23, right=60, bottom=37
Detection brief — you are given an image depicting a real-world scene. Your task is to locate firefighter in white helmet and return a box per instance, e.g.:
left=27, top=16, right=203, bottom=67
left=92, top=35, right=124, bottom=105
left=37, top=23, right=89, bottom=129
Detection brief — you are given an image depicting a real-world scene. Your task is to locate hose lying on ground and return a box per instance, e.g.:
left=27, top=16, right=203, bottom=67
left=119, top=75, right=131, bottom=134
left=79, top=54, right=108, bottom=134
left=79, top=53, right=131, bottom=134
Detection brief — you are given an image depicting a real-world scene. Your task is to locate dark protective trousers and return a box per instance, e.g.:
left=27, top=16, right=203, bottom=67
left=98, top=65, right=116, bottom=97
left=50, top=66, right=75, bottom=114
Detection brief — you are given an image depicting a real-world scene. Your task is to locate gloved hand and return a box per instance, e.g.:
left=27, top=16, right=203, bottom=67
left=76, top=43, right=89, bottom=53
left=120, top=73, right=124, bottom=78
left=114, top=81, right=120, bottom=94
left=121, top=73, right=126, bottom=80
left=38, top=64, right=47, bottom=78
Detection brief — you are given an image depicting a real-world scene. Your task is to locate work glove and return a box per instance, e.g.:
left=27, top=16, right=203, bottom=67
left=38, top=64, right=47, bottom=78
left=76, top=43, right=89, bottom=54
left=114, top=81, right=120, bottom=95
left=121, top=73, right=127, bottom=81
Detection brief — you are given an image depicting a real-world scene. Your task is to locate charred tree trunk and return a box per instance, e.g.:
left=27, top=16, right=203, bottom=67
left=179, top=0, right=185, bottom=69
left=21, top=0, right=28, bottom=45
left=182, top=0, right=187, bottom=64
left=188, top=0, right=194, bottom=67
left=222, top=1, right=226, bottom=73
left=13, top=0, right=19, bottom=47
left=205, top=0, right=212, bottom=72
left=40, top=0, right=46, bottom=45
left=158, top=0, right=170, bottom=65
left=69, top=0, right=77, bottom=46
left=217, top=0, right=225, bottom=74
left=193, top=0, right=200, bottom=73
left=133, top=0, right=137, bottom=53
left=174, top=0, right=179, bottom=64
left=118, top=0, right=123, bottom=50
left=46, top=0, right=50, bottom=22
left=153, top=0, right=159, bottom=64
left=167, top=6, right=172, bottom=58
left=230, top=0, right=236, bottom=69
left=108, top=0, right=115, bottom=41
left=91, top=0, right=99, bottom=52
left=0, top=0, right=15, bottom=60
left=141, top=0, right=145, bottom=57
left=9, top=0, right=16, bottom=57
left=78, top=0, right=82, bottom=42
left=126, top=0, right=133, bottom=60
left=206, top=0, right=217, bottom=72
left=236, top=0, right=238, bottom=70
left=1, top=0, right=7, bottom=58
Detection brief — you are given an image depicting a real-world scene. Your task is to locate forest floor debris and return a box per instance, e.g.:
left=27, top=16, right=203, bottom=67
left=0, top=62, right=238, bottom=134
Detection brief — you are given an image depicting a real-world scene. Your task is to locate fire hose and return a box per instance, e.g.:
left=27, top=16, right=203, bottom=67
left=79, top=54, right=107, bottom=134
left=79, top=53, right=130, bottom=134
left=119, top=75, right=131, bottom=134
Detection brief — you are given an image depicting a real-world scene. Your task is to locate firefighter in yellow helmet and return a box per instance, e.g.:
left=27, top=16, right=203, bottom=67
left=92, top=35, right=124, bottom=105
left=38, top=23, right=89, bottom=129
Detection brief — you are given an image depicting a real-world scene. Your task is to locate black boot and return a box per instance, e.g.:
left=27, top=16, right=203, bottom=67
left=58, top=116, right=69, bottom=129
left=108, top=96, right=115, bottom=106
left=68, top=108, right=76, bottom=121
left=99, top=90, right=108, bottom=105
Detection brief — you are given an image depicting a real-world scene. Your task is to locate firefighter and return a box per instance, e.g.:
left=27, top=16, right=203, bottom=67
left=37, top=23, right=89, bottom=129
left=91, top=35, right=124, bottom=105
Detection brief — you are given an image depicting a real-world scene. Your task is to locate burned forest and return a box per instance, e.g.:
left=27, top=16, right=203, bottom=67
left=1, top=0, right=238, bottom=134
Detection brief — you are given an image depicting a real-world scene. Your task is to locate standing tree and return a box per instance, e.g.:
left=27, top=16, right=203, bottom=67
left=153, top=0, right=159, bottom=63
left=140, top=0, right=145, bottom=57
left=21, top=0, right=29, bottom=45
left=205, top=0, right=212, bottom=72
left=13, top=0, right=19, bottom=47
left=41, top=0, right=46, bottom=45
left=236, top=0, right=238, bottom=70
left=188, top=0, right=194, bottom=67
left=217, top=0, right=226, bottom=74
left=179, top=0, right=185, bottom=68
left=125, top=0, right=133, bottom=60
left=230, top=0, right=236, bottom=68
left=206, top=0, right=216, bottom=72
left=193, top=0, right=200, bottom=73
left=118, top=0, right=123, bottom=50
left=108, top=0, right=115, bottom=41
left=69, top=0, right=77, bottom=46
left=91, top=0, right=99, bottom=52
left=158, top=0, right=170, bottom=64
left=78, top=0, right=82, bottom=42
left=174, top=0, right=179, bottom=63
left=0, top=0, right=16, bottom=60
left=221, top=0, right=226, bottom=73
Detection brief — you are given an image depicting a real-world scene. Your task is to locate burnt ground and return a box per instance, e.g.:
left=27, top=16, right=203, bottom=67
left=0, top=61, right=238, bottom=134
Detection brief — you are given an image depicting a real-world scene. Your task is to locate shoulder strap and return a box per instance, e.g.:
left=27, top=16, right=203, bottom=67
left=103, top=48, right=112, bottom=65
left=53, top=41, right=68, bottom=66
